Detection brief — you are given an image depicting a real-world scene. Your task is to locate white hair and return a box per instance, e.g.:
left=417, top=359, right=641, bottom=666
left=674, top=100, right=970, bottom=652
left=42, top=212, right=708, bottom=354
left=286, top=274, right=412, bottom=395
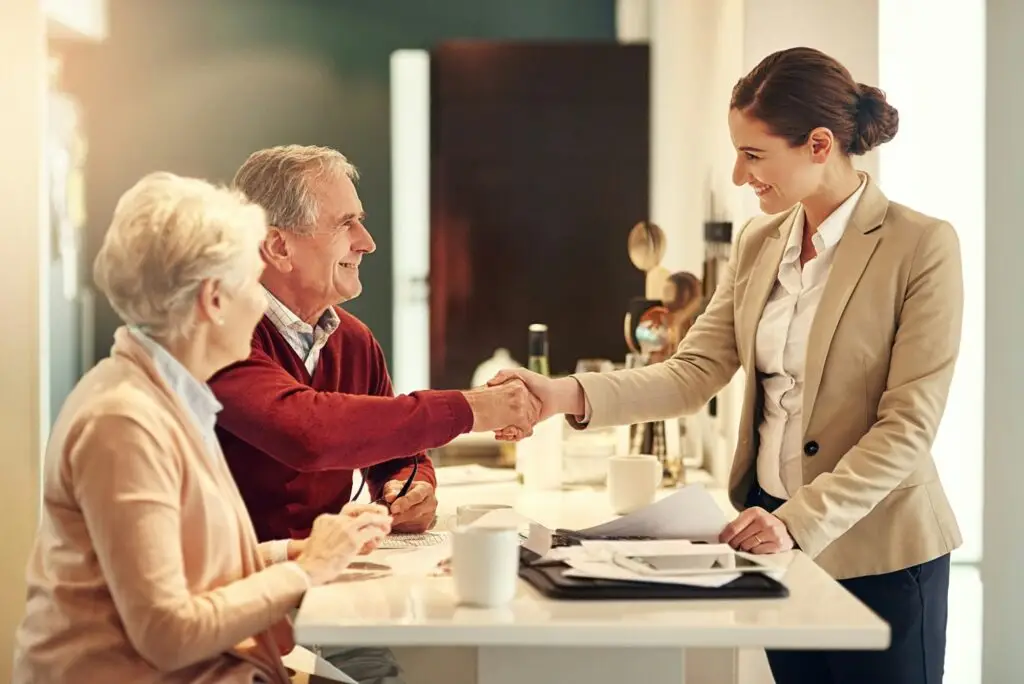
left=93, top=171, right=268, bottom=342
left=232, top=144, right=358, bottom=234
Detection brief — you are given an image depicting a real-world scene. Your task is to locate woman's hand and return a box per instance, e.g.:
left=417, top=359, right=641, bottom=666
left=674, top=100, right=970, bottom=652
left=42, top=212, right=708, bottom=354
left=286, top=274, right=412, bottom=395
left=296, top=505, right=392, bottom=585
left=719, top=506, right=795, bottom=554
left=341, top=502, right=394, bottom=553
left=487, top=370, right=585, bottom=440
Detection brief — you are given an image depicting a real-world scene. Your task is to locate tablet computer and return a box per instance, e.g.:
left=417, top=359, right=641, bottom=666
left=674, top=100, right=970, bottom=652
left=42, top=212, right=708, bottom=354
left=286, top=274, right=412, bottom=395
left=611, top=550, right=773, bottom=576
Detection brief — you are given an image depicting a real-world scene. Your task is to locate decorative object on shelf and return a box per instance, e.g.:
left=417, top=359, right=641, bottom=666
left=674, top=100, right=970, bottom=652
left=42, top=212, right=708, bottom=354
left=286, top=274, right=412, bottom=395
left=661, top=271, right=703, bottom=349
left=621, top=221, right=705, bottom=488
left=470, top=348, right=522, bottom=389
left=627, top=220, right=670, bottom=301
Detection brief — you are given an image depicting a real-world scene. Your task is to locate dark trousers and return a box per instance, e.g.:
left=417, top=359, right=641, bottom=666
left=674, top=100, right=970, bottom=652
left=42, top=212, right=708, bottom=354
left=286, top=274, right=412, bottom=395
left=748, top=486, right=950, bottom=684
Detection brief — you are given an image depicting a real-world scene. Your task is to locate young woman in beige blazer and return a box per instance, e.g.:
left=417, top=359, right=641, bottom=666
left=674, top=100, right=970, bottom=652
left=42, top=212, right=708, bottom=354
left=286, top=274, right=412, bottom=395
left=492, top=48, right=962, bottom=684
left=13, top=173, right=392, bottom=684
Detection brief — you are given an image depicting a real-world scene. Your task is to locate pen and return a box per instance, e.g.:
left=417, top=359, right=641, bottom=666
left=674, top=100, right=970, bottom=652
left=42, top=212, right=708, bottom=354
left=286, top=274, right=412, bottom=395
left=373, top=460, right=419, bottom=510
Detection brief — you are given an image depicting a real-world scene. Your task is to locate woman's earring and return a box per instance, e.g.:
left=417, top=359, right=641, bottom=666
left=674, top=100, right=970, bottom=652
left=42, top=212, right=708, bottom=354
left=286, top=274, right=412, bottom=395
left=217, top=318, right=225, bottom=326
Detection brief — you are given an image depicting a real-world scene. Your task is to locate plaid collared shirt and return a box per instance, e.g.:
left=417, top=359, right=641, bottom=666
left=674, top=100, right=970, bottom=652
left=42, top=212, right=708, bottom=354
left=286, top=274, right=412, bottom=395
left=262, top=287, right=341, bottom=375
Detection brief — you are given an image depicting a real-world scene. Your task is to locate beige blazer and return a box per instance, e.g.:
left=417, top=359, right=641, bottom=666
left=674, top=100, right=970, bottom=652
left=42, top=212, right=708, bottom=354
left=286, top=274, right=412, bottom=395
left=13, top=328, right=305, bottom=683
left=575, top=175, right=963, bottom=579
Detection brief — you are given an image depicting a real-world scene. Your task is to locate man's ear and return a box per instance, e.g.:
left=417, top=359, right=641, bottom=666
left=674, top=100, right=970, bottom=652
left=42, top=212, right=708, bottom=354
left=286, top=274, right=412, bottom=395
left=261, top=227, right=293, bottom=274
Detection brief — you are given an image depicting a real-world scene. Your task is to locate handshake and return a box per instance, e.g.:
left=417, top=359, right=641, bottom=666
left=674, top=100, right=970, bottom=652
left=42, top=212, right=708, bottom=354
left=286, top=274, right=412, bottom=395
left=461, top=369, right=586, bottom=441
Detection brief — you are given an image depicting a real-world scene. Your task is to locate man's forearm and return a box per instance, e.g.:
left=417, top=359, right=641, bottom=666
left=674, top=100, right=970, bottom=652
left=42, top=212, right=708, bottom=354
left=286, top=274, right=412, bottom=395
left=217, top=379, right=472, bottom=472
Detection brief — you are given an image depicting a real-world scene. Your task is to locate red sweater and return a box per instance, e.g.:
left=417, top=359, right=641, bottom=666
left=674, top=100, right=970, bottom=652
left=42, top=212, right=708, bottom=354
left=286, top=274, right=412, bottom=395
left=210, top=309, right=473, bottom=542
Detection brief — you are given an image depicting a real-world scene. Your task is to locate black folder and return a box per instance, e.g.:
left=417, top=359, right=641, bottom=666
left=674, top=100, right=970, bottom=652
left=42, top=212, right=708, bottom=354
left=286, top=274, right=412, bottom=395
left=518, top=545, right=790, bottom=601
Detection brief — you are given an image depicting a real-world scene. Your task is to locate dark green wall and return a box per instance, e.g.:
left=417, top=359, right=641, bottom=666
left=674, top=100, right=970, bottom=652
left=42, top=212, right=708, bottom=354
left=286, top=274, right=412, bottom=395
left=67, top=0, right=615, bottom=364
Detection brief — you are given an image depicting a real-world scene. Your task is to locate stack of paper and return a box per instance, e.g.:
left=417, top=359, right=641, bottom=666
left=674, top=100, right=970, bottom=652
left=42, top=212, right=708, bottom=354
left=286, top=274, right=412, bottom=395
left=574, top=483, right=728, bottom=542
left=557, top=541, right=743, bottom=588
left=517, top=485, right=784, bottom=588
left=435, top=464, right=518, bottom=487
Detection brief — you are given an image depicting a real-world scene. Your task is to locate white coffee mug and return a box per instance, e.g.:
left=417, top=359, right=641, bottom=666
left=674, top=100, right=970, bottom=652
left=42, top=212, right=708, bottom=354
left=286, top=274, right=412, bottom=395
left=445, top=503, right=514, bottom=530
left=607, top=454, right=661, bottom=514
left=451, top=526, right=520, bottom=607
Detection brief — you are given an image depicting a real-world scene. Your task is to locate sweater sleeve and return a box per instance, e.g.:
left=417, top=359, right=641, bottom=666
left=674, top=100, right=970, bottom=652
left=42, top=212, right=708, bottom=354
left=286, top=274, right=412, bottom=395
left=67, top=413, right=309, bottom=673
left=361, top=337, right=438, bottom=500
left=210, top=334, right=473, bottom=473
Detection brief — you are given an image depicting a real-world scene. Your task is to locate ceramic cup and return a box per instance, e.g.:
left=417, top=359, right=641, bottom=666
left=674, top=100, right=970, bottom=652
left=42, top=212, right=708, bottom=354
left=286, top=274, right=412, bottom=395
left=451, top=525, right=520, bottom=607
left=607, top=454, right=661, bottom=514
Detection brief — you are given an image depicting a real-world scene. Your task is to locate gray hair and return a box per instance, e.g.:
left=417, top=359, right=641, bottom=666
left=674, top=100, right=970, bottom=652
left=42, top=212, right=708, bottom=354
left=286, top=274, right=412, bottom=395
left=93, top=172, right=267, bottom=342
left=232, top=145, right=359, bottom=234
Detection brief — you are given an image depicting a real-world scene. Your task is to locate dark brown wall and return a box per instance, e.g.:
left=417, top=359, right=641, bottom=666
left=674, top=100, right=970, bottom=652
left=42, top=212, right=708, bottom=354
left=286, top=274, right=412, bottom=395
left=430, top=42, right=648, bottom=388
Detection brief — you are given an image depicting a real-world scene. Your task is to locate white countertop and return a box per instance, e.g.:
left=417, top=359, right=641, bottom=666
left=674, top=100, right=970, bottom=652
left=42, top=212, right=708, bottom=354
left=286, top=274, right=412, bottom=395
left=294, top=478, right=889, bottom=651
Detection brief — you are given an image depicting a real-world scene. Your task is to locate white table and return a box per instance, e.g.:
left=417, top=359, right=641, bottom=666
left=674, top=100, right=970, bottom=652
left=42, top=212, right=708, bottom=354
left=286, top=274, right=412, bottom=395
left=295, top=481, right=888, bottom=684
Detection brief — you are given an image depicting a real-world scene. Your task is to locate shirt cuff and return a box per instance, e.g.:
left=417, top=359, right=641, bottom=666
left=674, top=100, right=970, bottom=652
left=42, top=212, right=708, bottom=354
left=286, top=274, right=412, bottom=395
left=279, top=561, right=313, bottom=590
left=576, top=377, right=592, bottom=424
left=267, top=539, right=291, bottom=564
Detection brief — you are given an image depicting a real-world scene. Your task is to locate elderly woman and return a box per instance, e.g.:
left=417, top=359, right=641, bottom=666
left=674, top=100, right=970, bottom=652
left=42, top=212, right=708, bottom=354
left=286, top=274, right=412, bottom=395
left=13, top=172, right=392, bottom=684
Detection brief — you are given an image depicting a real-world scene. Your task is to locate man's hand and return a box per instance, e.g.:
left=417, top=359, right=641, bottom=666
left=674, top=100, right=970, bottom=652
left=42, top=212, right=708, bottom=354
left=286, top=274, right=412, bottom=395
left=382, top=480, right=437, bottom=533
left=461, top=378, right=541, bottom=437
left=718, top=506, right=795, bottom=554
left=486, top=370, right=585, bottom=441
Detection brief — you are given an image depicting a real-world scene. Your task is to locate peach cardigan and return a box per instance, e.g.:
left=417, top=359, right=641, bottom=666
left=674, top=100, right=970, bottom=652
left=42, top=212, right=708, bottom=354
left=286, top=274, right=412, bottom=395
left=13, top=328, right=308, bottom=683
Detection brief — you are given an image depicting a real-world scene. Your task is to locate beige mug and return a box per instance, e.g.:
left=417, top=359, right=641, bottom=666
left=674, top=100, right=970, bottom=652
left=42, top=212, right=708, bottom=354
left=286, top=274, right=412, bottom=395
left=607, top=454, right=661, bottom=514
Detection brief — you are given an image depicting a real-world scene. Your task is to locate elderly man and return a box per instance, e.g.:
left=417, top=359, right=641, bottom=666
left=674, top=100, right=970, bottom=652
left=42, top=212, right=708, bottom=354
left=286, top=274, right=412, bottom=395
left=210, top=144, right=535, bottom=683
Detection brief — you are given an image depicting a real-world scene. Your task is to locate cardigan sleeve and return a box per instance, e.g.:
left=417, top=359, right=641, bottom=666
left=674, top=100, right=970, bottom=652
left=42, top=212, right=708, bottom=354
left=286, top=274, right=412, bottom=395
left=210, top=337, right=472, bottom=473
left=361, top=336, right=437, bottom=500
left=67, top=413, right=309, bottom=673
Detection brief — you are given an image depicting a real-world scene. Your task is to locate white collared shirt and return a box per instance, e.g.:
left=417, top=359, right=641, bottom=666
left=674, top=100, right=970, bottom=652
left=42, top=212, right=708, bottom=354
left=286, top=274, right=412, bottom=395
left=754, top=180, right=867, bottom=499
left=262, top=287, right=341, bottom=375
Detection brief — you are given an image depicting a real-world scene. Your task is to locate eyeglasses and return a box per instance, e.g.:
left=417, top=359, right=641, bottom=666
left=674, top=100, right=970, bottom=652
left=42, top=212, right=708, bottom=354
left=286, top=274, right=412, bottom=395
left=350, top=460, right=418, bottom=509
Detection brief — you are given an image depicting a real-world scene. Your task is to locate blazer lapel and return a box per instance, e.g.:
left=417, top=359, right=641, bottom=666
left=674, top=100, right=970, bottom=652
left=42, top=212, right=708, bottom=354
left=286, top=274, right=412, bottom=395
left=802, top=178, right=889, bottom=424
left=738, top=209, right=797, bottom=372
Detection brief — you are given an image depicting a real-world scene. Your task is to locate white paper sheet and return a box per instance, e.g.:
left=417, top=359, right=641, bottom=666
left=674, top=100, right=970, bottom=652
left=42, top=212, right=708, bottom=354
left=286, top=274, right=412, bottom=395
left=578, top=539, right=695, bottom=558
left=561, top=560, right=740, bottom=588
left=523, top=521, right=554, bottom=556
left=435, top=464, right=518, bottom=486
left=282, top=646, right=359, bottom=684
left=360, top=538, right=452, bottom=575
left=467, top=508, right=531, bottom=530
left=575, top=484, right=728, bottom=542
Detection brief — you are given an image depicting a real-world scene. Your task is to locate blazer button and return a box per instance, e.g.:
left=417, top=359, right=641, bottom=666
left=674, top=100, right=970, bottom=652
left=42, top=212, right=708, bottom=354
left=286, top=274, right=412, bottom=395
left=804, top=441, right=819, bottom=456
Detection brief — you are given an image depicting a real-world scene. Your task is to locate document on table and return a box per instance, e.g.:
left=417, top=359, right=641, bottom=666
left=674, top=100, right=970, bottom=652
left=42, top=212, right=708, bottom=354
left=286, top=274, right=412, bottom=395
left=435, top=464, right=518, bottom=486
left=282, top=646, right=358, bottom=684
left=555, top=542, right=742, bottom=587
left=575, top=484, right=728, bottom=542
left=555, top=542, right=784, bottom=587
left=562, top=560, right=740, bottom=588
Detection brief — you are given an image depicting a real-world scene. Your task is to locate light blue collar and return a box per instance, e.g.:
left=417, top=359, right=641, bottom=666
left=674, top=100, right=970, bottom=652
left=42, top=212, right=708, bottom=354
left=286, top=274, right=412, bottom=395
left=128, top=327, right=223, bottom=447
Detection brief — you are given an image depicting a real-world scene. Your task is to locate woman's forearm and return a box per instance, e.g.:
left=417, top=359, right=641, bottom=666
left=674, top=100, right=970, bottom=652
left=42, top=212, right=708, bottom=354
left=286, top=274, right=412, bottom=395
left=257, top=539, right=307, bottom=565
left=552, top=377, right=586, bottom=417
